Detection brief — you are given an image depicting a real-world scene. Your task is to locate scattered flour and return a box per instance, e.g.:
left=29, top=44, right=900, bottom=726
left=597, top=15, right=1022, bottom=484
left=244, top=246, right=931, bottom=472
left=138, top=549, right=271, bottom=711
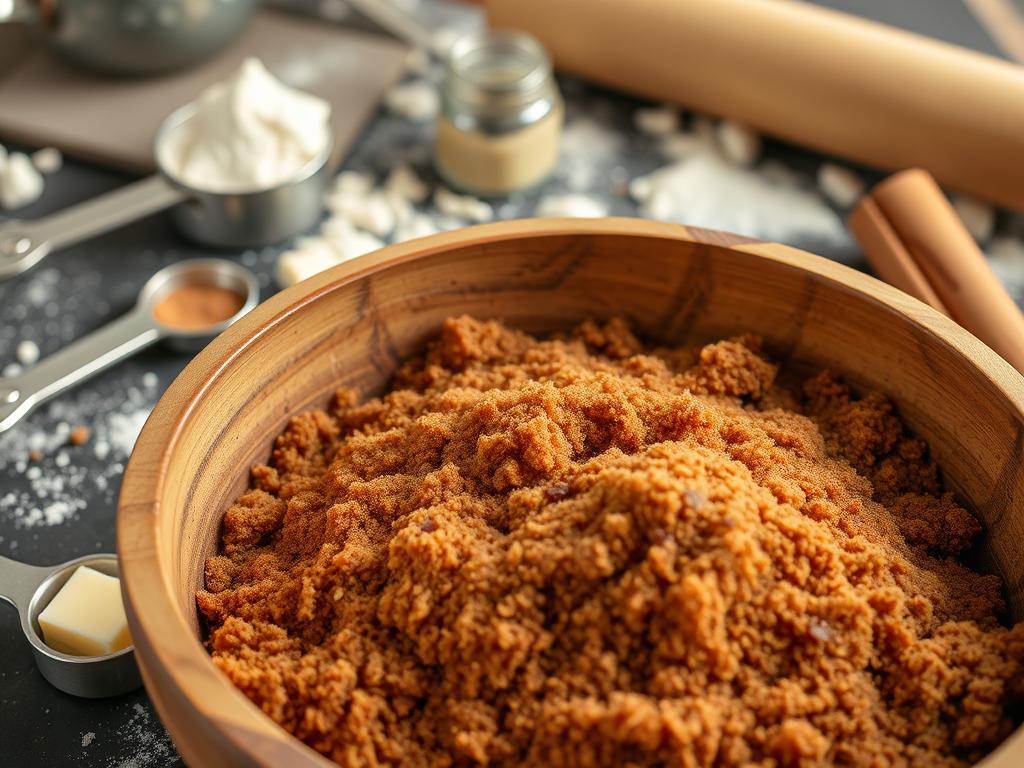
left=953, top=192, right=996, bottom=243
left=536, top=193, right=608, bottom=218
left=385, top=164, right=429, bottom=205
left=434, top=187, right=493, bottom=222
left=327, top=189, right=396, bottom=237
left=385, top=80, right=439, bottom=122
left=95, top=702, right=181, bottom=768
left=431, top=26, right=462, bottom=57
left=817, top=163, right=865, bottom=209
left=332, top=170, right=373, bottom=197
left=0, top=150, right=44, bottom=210
left=557, top=117, right=623, bottom=190
left=715, top=119, right=761, bottom=168
left=81, top=732, right=96, bottom=748
left=31, top=147, right=62, bottom=175
left=0, top=372, right=157, bottom=528
left=630, top=150, right=847, bottom=245
left=633, top=106, right=679, bottom=137
left=760, top=160, right=805, bottom=187
left=277, top=164, right=437, bottom=287
left=16, top=339, right=40, bottom=366
left=393, top=213, right=440, bottom=242
left=276, top=220, right=384, bottom=288
left=658, top=130, right=713, bottom=161
left=23, top=267, right=61, bottom=307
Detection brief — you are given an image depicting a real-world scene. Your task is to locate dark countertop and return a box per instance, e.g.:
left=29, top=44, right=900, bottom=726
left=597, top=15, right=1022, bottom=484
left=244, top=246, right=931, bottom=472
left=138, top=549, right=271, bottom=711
left=2, top=1, right=1022, bottom=766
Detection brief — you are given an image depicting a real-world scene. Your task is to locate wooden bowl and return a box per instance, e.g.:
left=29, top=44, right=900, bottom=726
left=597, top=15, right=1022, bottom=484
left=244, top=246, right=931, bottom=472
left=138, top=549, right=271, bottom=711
left=118, top=218, right=1024, bottom=767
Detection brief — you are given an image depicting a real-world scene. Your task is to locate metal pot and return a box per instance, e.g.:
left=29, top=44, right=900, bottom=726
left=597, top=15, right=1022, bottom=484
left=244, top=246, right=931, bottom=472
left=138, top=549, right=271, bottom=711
left=1, top=0, right=257, bottom=75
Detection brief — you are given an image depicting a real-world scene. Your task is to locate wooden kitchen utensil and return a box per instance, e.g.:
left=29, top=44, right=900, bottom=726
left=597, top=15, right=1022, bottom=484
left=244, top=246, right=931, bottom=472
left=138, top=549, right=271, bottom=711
left=850, top=169, right=1024, bottom=374
left=118, top=218, right=1024, bottom=767
left=483, top=0, right=1024, bottom=209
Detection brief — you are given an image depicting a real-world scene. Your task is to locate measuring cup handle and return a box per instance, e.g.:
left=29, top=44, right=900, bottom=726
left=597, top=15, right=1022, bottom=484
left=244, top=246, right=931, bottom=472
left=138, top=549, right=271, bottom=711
left=0, top=307, right=162, bottom=434
left=0, top=175, right=188, bottom=281
left=0, top=555, right=51, bottom=611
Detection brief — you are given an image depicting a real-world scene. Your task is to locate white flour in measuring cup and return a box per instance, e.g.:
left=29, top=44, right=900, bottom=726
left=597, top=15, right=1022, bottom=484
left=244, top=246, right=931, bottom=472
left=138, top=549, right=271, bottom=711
left=158, top=58, right=331, bottom=193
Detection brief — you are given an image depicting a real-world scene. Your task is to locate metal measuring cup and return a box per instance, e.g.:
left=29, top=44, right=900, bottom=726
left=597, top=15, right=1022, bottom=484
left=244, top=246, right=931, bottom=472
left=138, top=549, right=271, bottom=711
left=0, top=103, right=335, bottom=281
left=0, top=553, right=141, bottom=697
left=0, top=258, right=258, bottom=433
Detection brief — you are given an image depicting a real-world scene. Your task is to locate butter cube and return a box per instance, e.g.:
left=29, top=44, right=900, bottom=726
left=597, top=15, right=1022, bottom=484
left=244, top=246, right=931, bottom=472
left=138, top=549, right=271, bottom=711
left=37, top=566, right=132, bottom=656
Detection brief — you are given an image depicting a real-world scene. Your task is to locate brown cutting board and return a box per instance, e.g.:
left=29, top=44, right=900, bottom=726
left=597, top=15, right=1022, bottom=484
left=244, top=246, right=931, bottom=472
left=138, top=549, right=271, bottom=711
left=0, top=9, right=408, bottom=174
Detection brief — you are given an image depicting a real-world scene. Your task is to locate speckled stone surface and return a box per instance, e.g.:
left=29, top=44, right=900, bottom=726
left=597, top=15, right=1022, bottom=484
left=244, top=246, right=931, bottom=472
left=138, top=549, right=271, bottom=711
left=2, top=1, right=1024, bottom=766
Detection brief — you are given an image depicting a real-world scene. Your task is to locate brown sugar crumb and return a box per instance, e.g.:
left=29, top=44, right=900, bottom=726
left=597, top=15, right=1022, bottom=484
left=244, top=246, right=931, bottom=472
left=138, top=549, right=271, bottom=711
left=28, top=448, right=42, bottom=462
left=68, top=425, right=90, bottom=446
left=198, top=316, right=1024, bottom=768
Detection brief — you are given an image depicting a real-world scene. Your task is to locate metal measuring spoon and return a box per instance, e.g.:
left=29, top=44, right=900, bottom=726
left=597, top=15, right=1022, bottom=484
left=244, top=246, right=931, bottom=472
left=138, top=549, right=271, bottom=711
left=0, top=553, right=141, bottom=697
left=0, top=258, right=258, bottom=434
left=0, top=103, right=335, bottom=281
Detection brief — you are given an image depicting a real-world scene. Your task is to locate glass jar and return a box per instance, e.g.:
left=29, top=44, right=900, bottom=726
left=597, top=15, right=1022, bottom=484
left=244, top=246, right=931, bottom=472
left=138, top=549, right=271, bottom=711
left=435, top=30, right=563, bottom=197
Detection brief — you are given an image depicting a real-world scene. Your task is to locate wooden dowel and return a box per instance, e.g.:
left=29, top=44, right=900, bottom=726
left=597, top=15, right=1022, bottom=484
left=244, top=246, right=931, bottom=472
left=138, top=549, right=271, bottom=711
left=850, top=169, right=1024, bottom=373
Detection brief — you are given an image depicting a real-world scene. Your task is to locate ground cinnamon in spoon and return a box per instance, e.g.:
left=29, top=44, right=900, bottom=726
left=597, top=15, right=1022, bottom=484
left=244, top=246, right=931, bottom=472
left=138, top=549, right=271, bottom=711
left=198, top=317, right=1024, bottom=767
left=152, top=283, right=244, bottom=330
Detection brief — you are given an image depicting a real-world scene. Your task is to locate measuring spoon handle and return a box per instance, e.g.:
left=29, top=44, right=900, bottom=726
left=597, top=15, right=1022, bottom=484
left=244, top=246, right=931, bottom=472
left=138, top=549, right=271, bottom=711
left=0, top=555, right=51, bottom=611
left=0, top=307, right=163, bottom=434
left=0, top=175, right=187, bottom=281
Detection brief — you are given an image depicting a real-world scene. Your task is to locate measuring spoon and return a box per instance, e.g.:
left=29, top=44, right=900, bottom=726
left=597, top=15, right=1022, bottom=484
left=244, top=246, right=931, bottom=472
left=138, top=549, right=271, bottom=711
left=0, top=258, right=258, bottom=434
left=0, top=103, right=334, bottom=281
left=0, top=553, right=141, bottom=697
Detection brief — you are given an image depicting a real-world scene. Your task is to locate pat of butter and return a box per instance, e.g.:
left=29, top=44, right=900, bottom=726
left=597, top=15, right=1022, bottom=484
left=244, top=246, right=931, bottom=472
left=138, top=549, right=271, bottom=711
left=37, top=566, right=132, bottom=656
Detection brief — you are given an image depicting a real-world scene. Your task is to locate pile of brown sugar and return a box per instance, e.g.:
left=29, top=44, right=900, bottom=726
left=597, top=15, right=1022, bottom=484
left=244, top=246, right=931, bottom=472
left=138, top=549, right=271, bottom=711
left=197, top=316, right=1024, bottom=767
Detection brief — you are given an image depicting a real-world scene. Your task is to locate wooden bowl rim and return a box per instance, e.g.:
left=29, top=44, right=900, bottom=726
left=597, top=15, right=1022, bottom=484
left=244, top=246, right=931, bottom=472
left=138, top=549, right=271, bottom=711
left=117, top=217, right=1024, bottom=766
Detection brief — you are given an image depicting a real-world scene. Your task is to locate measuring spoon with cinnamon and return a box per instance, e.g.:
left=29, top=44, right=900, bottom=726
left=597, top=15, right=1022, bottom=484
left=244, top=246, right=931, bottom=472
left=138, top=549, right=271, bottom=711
left=0, top=259, right=258, bottom=433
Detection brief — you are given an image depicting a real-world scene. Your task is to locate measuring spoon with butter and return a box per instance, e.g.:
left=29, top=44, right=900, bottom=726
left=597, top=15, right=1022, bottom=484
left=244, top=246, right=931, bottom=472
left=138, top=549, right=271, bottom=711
left=0, top=258, right=258, bottom=434
left=0, top=552, right=141, bottom=697
left=0, top=100, right=334, bottom=281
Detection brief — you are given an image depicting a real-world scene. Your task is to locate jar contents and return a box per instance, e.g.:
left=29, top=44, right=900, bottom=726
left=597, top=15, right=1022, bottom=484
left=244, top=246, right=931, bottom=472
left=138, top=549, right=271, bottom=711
left=436, top=31, right=563, bottom=196
left=158, top=57, right=331, bottom=193
left=198, top=317, right=1024, bottom=768
left=38, top=566, right=131, bottom=656
left=152, top=284, right=245, bottom=330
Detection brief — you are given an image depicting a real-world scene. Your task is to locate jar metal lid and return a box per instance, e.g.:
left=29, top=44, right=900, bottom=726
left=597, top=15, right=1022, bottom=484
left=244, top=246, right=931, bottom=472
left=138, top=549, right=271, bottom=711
left=442, top=29, right=558, bottom=134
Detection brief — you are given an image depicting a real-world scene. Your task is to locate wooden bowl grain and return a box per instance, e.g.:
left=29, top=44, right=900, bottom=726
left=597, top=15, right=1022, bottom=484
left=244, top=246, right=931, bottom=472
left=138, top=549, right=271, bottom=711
left=117, top=218, right=1024, bottom=767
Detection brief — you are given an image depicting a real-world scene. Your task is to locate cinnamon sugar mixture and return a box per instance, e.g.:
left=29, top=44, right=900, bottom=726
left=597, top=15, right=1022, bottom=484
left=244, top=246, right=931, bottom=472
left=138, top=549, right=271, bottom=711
left=198, top=317, right=1024, bottom=767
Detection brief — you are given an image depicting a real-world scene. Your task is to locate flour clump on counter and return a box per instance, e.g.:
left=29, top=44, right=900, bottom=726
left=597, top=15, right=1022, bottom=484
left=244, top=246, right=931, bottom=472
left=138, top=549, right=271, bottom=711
left=0, top=149, right=44, bottom=210
left=817, top=162, right=865, bottom=209
left=158, top=58, right=331, bottom=193
left=631, top=150, right=847, bottom=246
left=198, top=317, right=1023, bottom=767
left=536, top=193, right=608, bottom=218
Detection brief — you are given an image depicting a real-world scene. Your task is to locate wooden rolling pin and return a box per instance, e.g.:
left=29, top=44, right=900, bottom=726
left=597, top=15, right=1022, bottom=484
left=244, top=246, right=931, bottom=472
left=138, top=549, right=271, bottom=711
left=850, top=170, right=1024, bottom=374
left=484, top=0, right=1024, bottom=209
